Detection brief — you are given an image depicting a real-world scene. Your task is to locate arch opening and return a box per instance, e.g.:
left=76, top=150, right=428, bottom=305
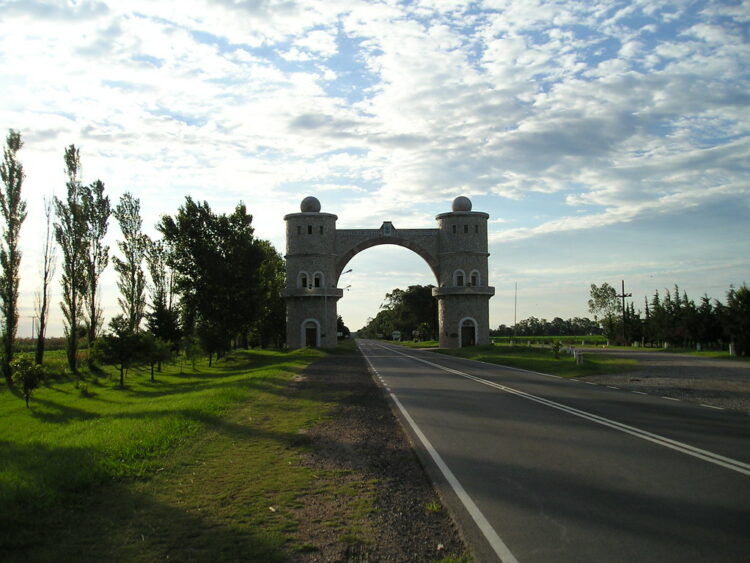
left=337, top=244, right=438, bottom=337
left=335, top=236, right=439, bottom=284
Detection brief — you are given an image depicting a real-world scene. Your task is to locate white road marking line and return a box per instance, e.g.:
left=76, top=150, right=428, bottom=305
left=701, top=404, right=725, bottom=410
left=662, top=396, right=680, bottom=401
left=375, top=342, right=750, bottom=477
left=585, top=382, right=597, bottom=385
left=632, top=391, right=647, bottom=395
left=607, top=386, right=619, bottom=390
left=359, top=345, right=518, bottom=563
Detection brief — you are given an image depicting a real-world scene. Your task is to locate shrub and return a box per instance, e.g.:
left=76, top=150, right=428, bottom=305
left=10, top=356, right=45, bottom=408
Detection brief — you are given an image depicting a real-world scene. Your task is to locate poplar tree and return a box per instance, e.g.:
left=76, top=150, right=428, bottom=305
left=35, top=198, right=56, bottom=365
left=113, top=192, right=148, bottom=333
left=0, top=129, right=27, bottom=383
left=82, top=179, right=110, bottom=347
left=54, top=145, right=88, bottom=373
left=145, top=239, right=180, bottom=348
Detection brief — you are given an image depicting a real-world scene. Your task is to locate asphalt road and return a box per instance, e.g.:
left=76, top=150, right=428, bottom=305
left=356, top=339, right=750, bottom=563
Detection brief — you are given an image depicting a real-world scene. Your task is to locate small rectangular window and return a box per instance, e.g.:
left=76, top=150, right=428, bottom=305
left=457, top=275, right=464, bottom=287
left=297, top=225, right=301, bottom=235
left=452, top=225, right=456, bottom=234
left=475, top=225, right=478, bottom=234
left=319, top=225, right=323, bottom=234
left=308, top=225, right=312, bottom=234
left=464, top=224, right=468, bottom=233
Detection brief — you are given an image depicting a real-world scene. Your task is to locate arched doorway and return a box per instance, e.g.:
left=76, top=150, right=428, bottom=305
left=301, top=319, right=320, bottom=348
left=283, top=196, right=494, bottom=348
left=459, top=317, right=477, bottom=347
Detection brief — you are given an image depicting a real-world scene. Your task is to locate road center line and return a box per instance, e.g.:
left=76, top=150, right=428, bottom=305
left=376, top=343, right=750, bottom=477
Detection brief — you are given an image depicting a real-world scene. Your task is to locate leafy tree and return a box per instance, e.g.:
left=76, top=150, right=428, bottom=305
left=10, top=356, right=44, bottom=408
left=337, top=315, right=350, bottom=339
left=54, top=145, right=88, bottom=373
left=139, top=332, right=172, bottom=381
left=359, top=285, right=437, bottom=340
left=588, top=283, right=620, bottom=341
left=35, top=198, right=56, bottom=365
left=250, top=240, right=285, bottom=348
left=180, top=334, right=203, bottom=372
left=0, top=129, right=27, bottom=384
left=158, top=197, right=265, bottom=360
left=93, top=315, right=143, bottom=387
left=82, top=179, right=110, bottom=348
left=113, top=192, right=148, bottom=333
left=492, top=317, right=600, bottom=337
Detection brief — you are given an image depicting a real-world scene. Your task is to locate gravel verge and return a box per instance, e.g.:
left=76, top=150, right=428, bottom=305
left=578, top=350, right=750, bottom=414
left=287, top=351, right=469, bottom=562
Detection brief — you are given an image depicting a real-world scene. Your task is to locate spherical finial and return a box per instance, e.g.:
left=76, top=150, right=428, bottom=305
left=452, top=196, right=472, bottom=212
left=300, top=196, right=321, bottom=213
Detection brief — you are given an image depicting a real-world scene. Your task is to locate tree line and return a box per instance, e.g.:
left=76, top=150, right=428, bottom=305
left=1, top=129, right=286, bottom=394
left=588, top=282, right=750, bottom=354
left=492, top=316, right=601, bottom=337
left=358, top=285, right=438, bottom=341
left=355, top=278, right=748, bottom=357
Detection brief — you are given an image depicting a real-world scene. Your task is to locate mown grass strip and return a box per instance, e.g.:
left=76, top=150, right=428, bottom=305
left=0, top=347, right=335, bottom=559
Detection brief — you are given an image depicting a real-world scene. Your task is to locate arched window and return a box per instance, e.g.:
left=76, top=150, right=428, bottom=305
left=298, top=271, right=309, bottom=288
left=470, top=270, right=480, bottom=287
left=313, top=271, right=324, bottom=288
left=453, top=269, right=465, bottom=287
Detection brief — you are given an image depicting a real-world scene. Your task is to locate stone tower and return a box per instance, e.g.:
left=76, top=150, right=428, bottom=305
left=284, top=195, right=494, bottom=348
left=432, top=196, right=494, bottom=348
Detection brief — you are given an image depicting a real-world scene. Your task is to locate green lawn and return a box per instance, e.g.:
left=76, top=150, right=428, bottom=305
left=492, top=335, right=608, bottom=346
left=390, top=339, right=439, bottom=348
left=0, top=346, right=339, bottom=559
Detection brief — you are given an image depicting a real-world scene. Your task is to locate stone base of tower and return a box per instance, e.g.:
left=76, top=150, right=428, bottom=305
left=435, top=289, right=495, bottom=348
left=284, top=288, right=341, bottom=349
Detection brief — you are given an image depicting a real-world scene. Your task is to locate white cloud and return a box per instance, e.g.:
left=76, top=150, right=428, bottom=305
left=1, top=0, right=748, bottom=334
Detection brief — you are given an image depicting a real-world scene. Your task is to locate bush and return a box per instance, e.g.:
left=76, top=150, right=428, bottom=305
left=11, top=356, right=45, bottom=408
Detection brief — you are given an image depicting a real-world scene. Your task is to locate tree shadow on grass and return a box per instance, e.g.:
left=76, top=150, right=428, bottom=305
left=123, top=366, right=304, bottom=400
left=1, top=454, right=286, bottom=562
left=29, top=397, right=100, bottom=424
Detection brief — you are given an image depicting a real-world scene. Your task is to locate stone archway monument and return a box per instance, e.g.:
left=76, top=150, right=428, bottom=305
left=283, top=196, right=495, bottom=348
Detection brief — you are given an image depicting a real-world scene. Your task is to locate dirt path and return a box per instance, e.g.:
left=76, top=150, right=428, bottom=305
left=579, top=350, right=750, bottom=414
left=289, top=351, right=468, bottom=561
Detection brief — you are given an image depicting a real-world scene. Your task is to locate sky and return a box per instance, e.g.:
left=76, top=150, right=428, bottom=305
left=1, top=0, right=748, bottom=338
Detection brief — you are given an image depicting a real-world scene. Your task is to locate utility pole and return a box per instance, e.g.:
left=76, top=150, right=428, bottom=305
left=513, top=282, right=517, bottom=340
left=616, top=280, right=631, bottom=344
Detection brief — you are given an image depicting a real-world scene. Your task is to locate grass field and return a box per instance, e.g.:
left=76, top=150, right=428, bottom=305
left=389, top=340, right=638, bottom=377
left=491, top=335, right=608, bottom=346
left=0, top=346, right=353, bottom=560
